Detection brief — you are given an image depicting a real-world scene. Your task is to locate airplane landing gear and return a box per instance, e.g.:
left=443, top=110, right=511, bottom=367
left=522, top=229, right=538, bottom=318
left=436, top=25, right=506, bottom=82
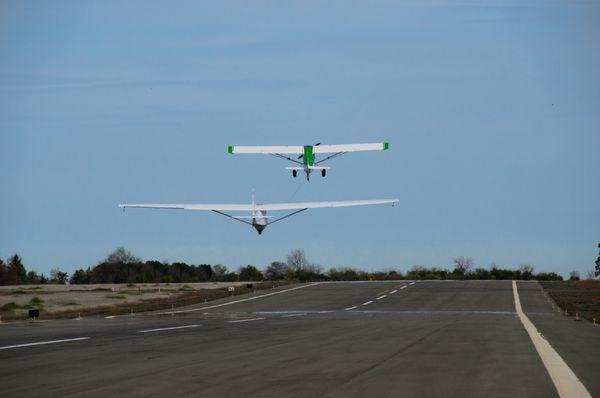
left=292, top=170, right=297, bottom=178
left=321, top=169, right=326, bottom=177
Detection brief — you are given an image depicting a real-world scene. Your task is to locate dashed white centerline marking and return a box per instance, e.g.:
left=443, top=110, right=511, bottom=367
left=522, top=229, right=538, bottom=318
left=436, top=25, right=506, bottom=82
left=0, top=337, right=90, bottom=350
left=344, top=306, right=358, bottom=311
left=281, top=313, right=307, bottom=318
left=400, top=286, right=407, bottom=289
left=138, top=324, right=201, bottom=333
left=390, top=290, right=398, bottom=294
left=228, top=317, right=266, bottom=323
left=409, top=282, right=415, bottom=285
left=376, top=295, right=387, bottom=300
left=362, top=301, right=373, bottom=306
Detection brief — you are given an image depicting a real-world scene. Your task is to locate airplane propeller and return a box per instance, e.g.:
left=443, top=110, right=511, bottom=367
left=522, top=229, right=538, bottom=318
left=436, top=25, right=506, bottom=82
left=298, top=143, right=320, bottom=159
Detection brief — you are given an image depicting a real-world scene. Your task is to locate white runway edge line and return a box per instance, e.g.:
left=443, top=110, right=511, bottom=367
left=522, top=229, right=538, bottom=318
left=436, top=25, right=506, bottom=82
left=0, top=337, right=90, bottom=350
left=512, top=281, right=591, bottom=398
left=138, top=324, right=201, bottom=333
left=281, top=313, right=307, bottom=318
left=228, top=317, right=265, bottom=323
left=160, top=283, right=321, bottom=315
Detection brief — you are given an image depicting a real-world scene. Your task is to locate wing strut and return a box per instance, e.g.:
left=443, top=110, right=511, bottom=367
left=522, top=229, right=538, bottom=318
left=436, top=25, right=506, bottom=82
left=268, top=208, right=308, bottom=225
left=270, top=153, right=304, bottom=165
left=314, top=152, right=345, bottom=165
left=211, top=210, right=253, bottom=226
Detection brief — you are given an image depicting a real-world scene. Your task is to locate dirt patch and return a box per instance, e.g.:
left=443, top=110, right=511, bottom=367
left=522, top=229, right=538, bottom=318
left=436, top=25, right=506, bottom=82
left=0, top=281, right=289, bottom=321
left=540, top=280, right=600, bottom=323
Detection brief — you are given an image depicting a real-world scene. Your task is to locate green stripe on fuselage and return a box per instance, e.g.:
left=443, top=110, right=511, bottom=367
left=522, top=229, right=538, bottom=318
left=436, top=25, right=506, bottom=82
left=303, top=145, right=314, bottom=166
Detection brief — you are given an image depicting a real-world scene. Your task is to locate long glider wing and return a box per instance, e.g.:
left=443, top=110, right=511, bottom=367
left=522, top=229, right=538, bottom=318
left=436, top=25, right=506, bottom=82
left=228, top=145, right=304, bottom=154
left=118, top=199, right=398, bottom=212
left=313, top=142, right=388, bottom=153
left=118, top=204, right=254, bottom=211
left=255, top=199, right=398, bottom=211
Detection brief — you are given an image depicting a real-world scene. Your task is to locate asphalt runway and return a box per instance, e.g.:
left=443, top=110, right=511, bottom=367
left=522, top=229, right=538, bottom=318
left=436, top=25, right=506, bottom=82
left=0, top=281, right=598, bottom=397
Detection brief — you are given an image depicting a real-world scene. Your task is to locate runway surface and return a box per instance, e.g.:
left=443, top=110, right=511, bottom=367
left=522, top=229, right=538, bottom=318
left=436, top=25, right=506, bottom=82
left=1, top=281, right=598, bottom=397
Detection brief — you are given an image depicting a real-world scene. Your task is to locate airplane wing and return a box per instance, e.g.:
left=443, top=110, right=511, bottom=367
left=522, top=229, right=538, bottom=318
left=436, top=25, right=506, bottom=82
left=118, top=204, right=254, bottom=211
left=228, top=145, right=304, bottom=154
left=118, top=199, right=398, bottom=212
left=255, top=199, right=398, bottom=211
left=313, top=142, right=389, bottom=153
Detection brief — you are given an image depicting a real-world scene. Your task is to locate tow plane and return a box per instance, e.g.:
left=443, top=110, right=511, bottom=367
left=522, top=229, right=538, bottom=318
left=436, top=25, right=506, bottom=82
left=227, top=142, right=389, bottom=180
left=119, top=196, right=398, bottom=235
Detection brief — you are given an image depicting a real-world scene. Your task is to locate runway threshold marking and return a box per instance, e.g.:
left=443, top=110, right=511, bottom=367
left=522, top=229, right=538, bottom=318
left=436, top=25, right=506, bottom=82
left=344, top=306, right=358, bottom=311
left=138, top=324, right=201, bottom=333
left=376, top=295, right=387, bottom=300
left=228, top=317, right=266, bottom=323
left=362, top=301, right=373, bottom=306
left=512, top=281, right=591, bottom=398
left=0, top=337, right=90, bottom=350
left=158, top=283, right=320, bottom=315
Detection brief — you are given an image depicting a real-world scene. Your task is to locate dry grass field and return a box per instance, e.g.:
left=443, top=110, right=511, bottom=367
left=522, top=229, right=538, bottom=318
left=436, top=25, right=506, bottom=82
left=540, top=280, right=600, bottom=323
left=0, top=281, right=288, bottom=321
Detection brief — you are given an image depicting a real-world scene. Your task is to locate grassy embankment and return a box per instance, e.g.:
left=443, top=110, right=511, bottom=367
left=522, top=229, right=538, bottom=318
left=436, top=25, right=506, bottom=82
left=540, top=280, right=600, bottom=323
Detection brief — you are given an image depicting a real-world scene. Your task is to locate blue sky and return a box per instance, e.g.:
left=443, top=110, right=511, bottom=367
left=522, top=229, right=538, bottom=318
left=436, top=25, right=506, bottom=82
left=1, top=1, right=599, bottom=277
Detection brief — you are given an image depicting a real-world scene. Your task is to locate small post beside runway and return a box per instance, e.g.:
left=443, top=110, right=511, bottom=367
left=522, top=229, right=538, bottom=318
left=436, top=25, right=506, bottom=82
left=130, top=308, right=134, bottom=317
left=171, top=304, right=175, bottom=318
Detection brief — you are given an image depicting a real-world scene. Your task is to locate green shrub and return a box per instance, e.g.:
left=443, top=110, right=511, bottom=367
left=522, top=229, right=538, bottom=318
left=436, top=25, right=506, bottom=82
left=1, top=302, right=21, bottom=312
left=29, top=297, right=44, bottom=305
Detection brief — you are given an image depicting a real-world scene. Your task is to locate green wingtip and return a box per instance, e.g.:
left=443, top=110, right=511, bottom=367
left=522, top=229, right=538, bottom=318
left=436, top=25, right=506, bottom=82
left=383, top=142, right=389, bottom=150
left=227, top=145, right=234, bottom=154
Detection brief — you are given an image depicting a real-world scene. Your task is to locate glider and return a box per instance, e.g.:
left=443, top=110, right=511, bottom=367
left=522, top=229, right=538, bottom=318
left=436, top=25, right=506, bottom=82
left=227, top=142, right=389, bottom=180
left=119, top=196, right=398, bottom=235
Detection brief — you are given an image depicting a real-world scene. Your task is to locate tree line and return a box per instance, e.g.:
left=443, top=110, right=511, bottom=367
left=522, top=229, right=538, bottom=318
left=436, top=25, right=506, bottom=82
left=0, top=248, right=575, bottom=286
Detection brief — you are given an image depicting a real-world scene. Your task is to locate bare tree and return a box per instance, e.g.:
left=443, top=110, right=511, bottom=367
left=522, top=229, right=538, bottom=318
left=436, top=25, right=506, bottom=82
left=49, top=267, right=69, bottom=284
left=519, top=264, right=535, bottom=280
left=212, top=264, right=228, bottom=281
left=569, top=270, right=580, bottom=281
left=453, top=257, right=474, bottom=274
left=104, top=247, right=140, bottom=264
left=585, top=270, right=596, bottom=280
left=265, top=261, right=289, bottom=280
left=287, top=249, right=310, bottom=271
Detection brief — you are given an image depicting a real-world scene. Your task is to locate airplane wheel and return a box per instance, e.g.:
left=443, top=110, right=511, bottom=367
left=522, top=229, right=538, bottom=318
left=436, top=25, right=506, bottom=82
left=292, top=170, right=297, bottom=178
left=321, top=169, right=326, bottom=177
